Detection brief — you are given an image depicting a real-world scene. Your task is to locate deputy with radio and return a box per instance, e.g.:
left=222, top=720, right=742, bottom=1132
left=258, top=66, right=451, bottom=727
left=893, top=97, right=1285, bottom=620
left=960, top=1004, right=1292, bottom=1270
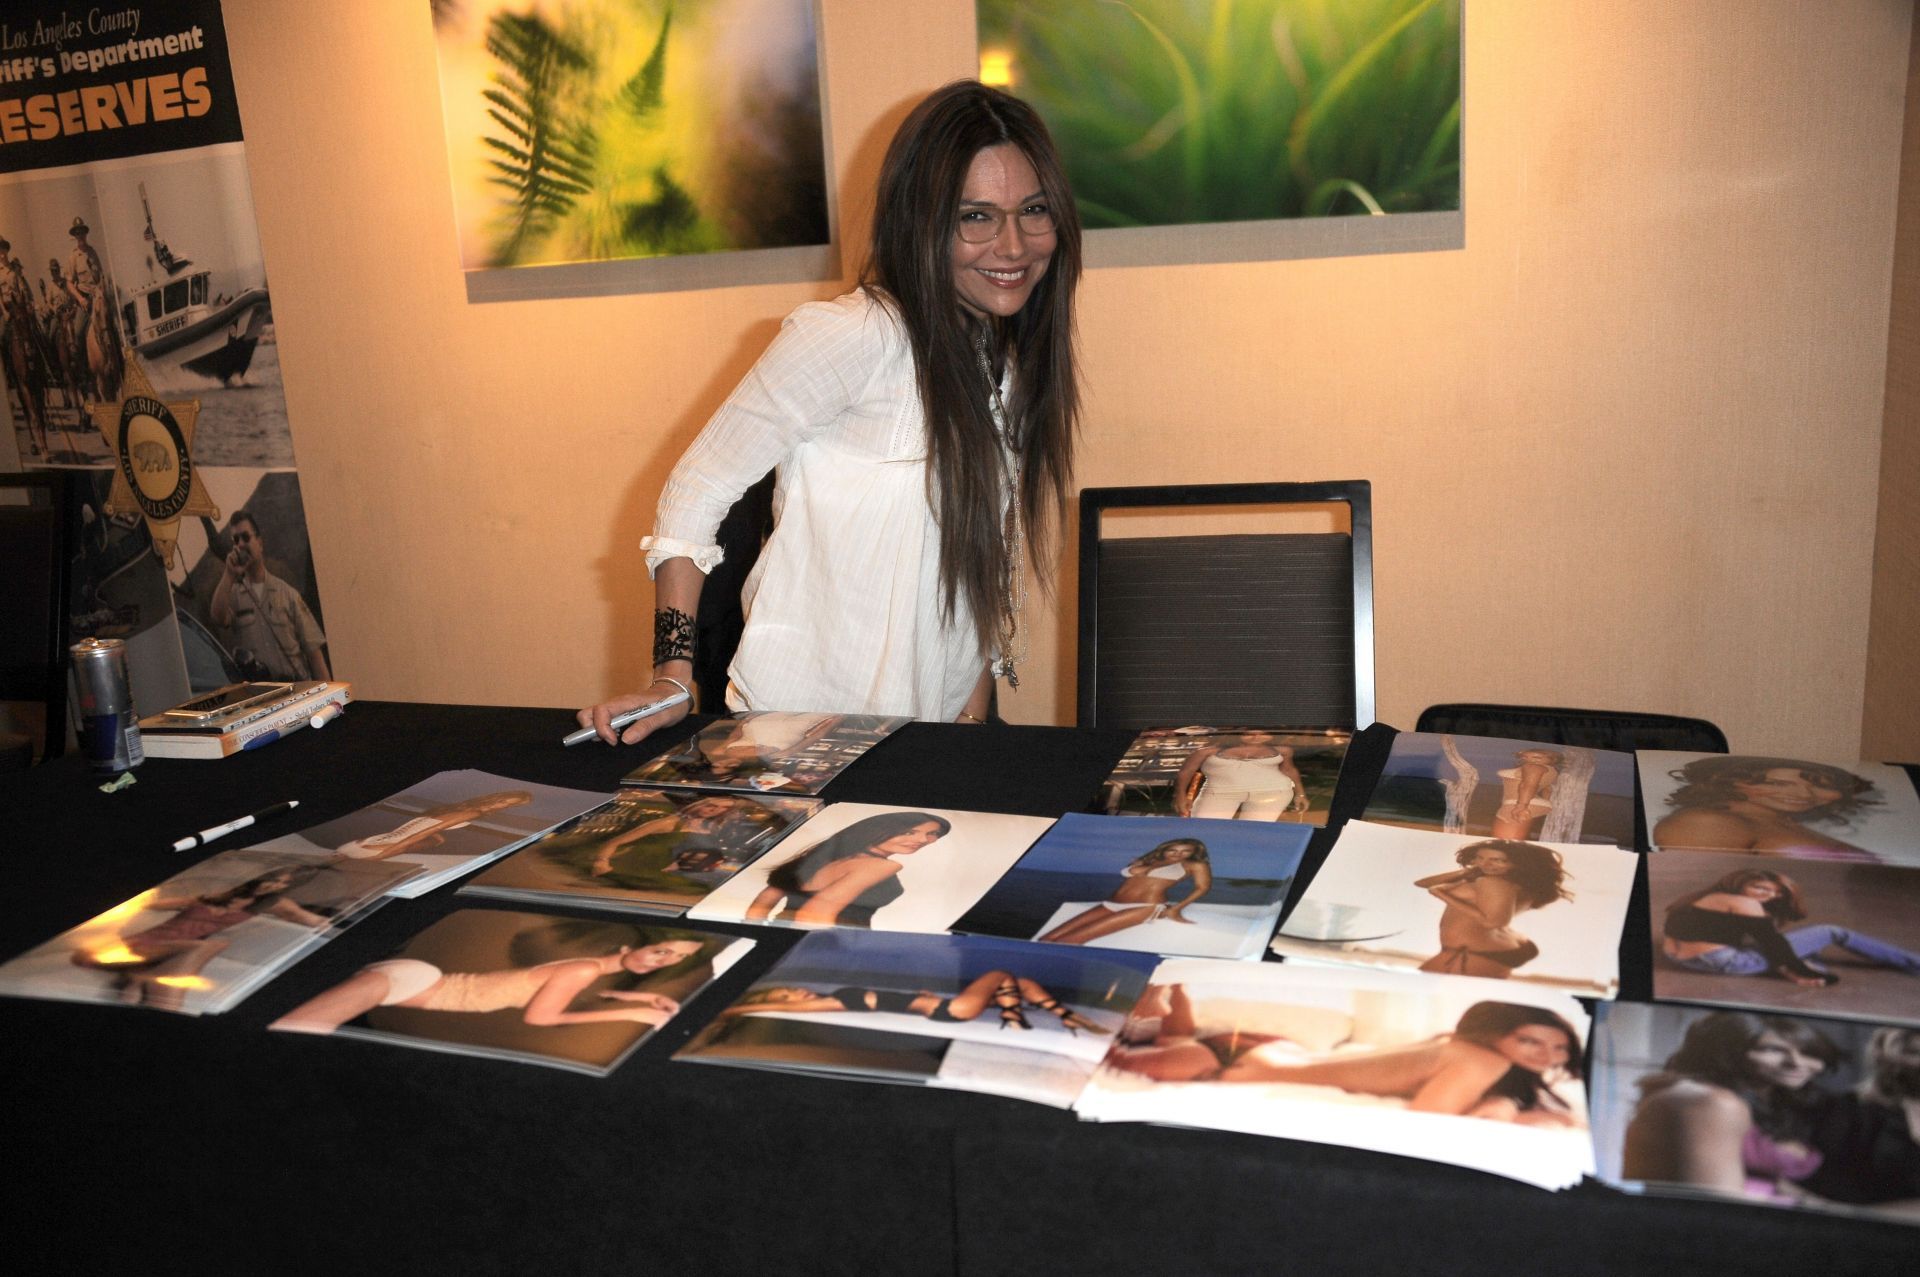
left=210, top=508, right=331, bottom=681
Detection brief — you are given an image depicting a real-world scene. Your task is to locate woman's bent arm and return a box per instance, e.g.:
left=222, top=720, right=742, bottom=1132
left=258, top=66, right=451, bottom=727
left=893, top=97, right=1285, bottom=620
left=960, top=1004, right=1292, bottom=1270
left=580, top=556, right=703, bottom=746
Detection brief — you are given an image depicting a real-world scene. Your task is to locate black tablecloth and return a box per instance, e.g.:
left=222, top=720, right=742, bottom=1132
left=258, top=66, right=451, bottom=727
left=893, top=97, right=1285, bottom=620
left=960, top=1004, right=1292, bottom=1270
left=2, top=704, right=1911, bottom=1275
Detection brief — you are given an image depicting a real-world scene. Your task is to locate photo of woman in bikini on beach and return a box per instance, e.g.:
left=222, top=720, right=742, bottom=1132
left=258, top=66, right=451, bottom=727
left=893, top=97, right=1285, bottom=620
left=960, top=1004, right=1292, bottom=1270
left=954, top=813, right=1308, bottom=960
left=1362, top=732, right=1636, bottom=848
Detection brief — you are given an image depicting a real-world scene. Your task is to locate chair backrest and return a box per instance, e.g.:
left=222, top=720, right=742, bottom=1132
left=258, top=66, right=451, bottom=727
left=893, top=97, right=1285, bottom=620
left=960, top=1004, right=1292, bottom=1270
left=1077, top=481, right=1374, bottom=731
left=693, top=473, right=776, bottom=713
left=1413, top=702, right=1728, bottom=754
left=0, top=471, right=76, bottom=763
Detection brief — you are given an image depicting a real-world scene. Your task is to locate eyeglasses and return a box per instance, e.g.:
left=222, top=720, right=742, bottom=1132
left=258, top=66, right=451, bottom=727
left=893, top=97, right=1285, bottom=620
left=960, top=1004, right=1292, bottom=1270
left=955, top=202, right=1056, bottom=244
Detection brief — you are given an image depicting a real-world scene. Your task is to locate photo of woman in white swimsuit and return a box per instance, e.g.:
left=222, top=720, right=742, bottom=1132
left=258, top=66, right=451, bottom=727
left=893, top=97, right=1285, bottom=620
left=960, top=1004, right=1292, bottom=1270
left=1173, top=731, right=1309, bottom=821
left=1491, top=750, right=1563, bottom=840
left=1037, top=838, right=1212, bottom=945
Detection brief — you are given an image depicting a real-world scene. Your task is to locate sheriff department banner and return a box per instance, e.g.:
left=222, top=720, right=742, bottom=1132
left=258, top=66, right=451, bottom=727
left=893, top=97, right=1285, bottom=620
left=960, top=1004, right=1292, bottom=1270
left=1, top=2, right=332, bottom=717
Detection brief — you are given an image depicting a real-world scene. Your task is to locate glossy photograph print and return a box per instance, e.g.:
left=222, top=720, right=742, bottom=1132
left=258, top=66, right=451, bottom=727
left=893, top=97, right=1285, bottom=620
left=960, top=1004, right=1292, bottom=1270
left=462, top=789, right=821, bottom=915
left=1647, top=849, right=1920, bottom=1029
left=432, top=0, right=830, bottom=270
left=1269, top=821, right=1637, bottom=999
left=1592, top=1001, right=1920, bottom=1226
left=955, top=813, right=1310, bottom=960
left=688, top=802, right=1052, bottom=934
left=1638, top=752, right=1920, bottom=867
left=1362, top=732, right=1637, bottom=848
left=676, top=930, right=1157, bottom=1107
left=1075, top=960, right=1594, bottom=1189
left=976, top=0, right=1460, bottom=230
left=273, top=909, right=750, bottom=1075
left=1098, top=727, right=1350, bottom=826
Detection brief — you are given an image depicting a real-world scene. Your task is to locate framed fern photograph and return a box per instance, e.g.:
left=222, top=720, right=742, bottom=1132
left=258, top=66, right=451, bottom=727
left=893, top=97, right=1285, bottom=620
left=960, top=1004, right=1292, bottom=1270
left=431, top=0, right=834, bottom=300
left=976, top=0, right=1463, bottom=267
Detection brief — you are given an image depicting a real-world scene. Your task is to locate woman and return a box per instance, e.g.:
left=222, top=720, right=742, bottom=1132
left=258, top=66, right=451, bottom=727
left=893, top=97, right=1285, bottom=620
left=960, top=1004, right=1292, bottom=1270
left=647, top=714, right=845, bottom=787
left=1110, top=988, right=1581, bottom=1125
left=1492, top=749, right=1562, bottom=839
left=1659, top=868, right=1920, bottom=987
left=1415, top=839, right=1572, bottom=979
left=71, top=865, right=330, bottom=1010
left=275, top=936, right=706, bottom=1035
left=579, top=80, right=1082, bottom=741
left=746, top=811, right=952, bottom=927
left=1653, top=756, right=1883, bottom=860
left=1172, top=732, right=1309, bottom=821
left=1621, top=1011, right=1841, bottom=1201
left=1036, top=838, right=1213, bottom=946
left=718, top=968, right=1099, bottom=1034
left=565, top=794, right=780, bottom=885
left=332, top=790, right=533, bottom=861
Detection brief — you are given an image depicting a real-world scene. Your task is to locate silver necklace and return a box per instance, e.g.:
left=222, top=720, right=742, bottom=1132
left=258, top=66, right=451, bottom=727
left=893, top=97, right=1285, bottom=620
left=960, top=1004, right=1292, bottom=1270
left=975, top=331, right=1026, bottom=689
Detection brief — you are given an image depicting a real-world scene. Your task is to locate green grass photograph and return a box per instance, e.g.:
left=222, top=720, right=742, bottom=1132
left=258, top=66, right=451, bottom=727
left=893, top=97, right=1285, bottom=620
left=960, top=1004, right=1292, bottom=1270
left=977, top=0, right=1460, bottom=230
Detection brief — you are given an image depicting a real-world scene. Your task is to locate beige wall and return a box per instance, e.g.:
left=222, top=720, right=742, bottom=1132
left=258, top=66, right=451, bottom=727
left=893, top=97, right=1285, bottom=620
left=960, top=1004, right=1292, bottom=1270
left=1865, top=8, right=1920, bottom=761
left=223, top=1, right=1911, bottom=756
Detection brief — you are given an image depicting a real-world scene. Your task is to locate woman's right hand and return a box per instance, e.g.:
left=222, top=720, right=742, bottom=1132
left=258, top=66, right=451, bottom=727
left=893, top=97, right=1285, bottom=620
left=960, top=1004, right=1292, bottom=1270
left=578, top=678, right=694, bottom=746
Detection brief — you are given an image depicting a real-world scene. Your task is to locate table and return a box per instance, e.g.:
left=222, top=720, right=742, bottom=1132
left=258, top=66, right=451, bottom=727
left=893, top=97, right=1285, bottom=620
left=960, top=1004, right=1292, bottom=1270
left=3, top=703, right=1912, bottom=1275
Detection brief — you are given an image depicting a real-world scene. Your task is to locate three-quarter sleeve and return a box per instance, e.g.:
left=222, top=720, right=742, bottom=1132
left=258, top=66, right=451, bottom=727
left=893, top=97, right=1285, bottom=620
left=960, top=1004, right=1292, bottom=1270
left=642, top=296, right=890, bottom=577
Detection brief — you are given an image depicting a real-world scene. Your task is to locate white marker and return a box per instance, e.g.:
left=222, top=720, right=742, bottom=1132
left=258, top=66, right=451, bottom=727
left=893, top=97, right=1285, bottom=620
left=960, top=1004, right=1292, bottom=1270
left=562, top=690, right=690, bottom=746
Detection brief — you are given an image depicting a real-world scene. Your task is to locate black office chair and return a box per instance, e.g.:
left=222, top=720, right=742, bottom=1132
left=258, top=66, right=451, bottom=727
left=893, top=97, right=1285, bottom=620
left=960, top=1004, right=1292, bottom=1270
left=1077, top=481, right=1374, bottom=731
left=0, top=471, right=77, bottom=768
left=1413, top=702, right=1728, bottom=753
left=692, top=473, right=776, bottom=713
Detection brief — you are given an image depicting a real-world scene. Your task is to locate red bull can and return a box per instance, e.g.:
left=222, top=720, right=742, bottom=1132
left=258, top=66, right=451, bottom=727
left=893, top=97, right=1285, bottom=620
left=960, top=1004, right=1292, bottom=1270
left=70, top=637, right=145, bottom=773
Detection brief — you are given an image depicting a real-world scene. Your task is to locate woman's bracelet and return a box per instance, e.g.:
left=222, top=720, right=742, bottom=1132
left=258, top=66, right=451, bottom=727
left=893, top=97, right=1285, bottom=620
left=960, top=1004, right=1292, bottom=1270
left=653, top=607, right=695, bottom=665
left=957, top=711, right=986, bottom=725
left=652, top=674, right=692, bottom=703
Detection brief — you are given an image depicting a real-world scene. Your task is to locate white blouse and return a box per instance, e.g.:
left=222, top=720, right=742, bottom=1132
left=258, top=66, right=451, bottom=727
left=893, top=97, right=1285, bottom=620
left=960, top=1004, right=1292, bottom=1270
left=641, top=290, right=990, bottom=721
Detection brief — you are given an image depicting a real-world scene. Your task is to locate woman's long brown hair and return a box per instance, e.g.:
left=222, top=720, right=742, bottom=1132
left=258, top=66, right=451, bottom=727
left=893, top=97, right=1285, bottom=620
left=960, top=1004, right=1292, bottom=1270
left=860, top=80, right=1082, bottom=653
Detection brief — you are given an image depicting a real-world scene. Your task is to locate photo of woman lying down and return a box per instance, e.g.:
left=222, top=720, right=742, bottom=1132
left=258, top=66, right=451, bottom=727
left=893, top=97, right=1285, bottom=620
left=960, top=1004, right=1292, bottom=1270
left=1103, top=982, right=1585, bottom=1127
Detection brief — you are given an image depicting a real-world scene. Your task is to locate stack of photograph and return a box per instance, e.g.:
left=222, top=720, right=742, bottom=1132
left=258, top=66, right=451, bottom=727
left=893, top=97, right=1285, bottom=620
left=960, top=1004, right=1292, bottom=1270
left=0, top=848, right=420, bottom=1015
left=1361, top=730, right=1638, bottom=848
left=461, top=788, right=822, bottom=916
left=247, top=768, right=615, bottom=897
left=1631, top=751, right=1920, bottom=1028
left=621, top=711, right=909, bottom=796
left=1269, top=819, right=1637, bottom=998
left=1591, top=1001, right=1920, bottom=1224
left=1095, top=726, right=1351, bottom=825
left=954, top=812, right=1311, bottom=960
left=272, top=908, right=752, bottom=1076
left=1073, top=960, right=1596, bottom=1189
left=689, top=802, right=1055, bottom=933
left=676, top=930, right=1157, bottom=1108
